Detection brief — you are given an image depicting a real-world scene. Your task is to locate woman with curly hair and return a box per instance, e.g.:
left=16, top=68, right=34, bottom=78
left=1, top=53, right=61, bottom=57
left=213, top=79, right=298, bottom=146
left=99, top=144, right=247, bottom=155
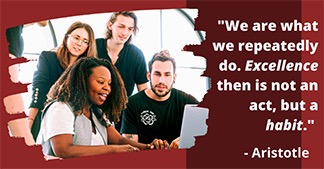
left=37, top=57, right=153, bottom=158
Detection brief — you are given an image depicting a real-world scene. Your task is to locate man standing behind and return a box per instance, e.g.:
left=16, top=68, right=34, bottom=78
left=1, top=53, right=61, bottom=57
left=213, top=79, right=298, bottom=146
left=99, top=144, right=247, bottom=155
left=121, top=50, right=199, bottom=149
left=96, top=11, right=148, bottom=132
left=96, top=11, right=148, bottom=97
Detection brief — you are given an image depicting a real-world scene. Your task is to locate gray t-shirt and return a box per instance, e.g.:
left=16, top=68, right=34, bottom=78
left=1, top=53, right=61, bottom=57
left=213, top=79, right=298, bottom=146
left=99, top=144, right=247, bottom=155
left=36, top=102, right=107, bottom=156
left=37, top=102, right=75, bottom=144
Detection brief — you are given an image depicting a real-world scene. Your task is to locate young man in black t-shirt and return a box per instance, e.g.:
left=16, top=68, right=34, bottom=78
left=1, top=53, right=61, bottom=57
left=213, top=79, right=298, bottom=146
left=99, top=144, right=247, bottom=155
left=96, top=11, right=149, bottom=132
left=121, top=50, right=199, bottom=149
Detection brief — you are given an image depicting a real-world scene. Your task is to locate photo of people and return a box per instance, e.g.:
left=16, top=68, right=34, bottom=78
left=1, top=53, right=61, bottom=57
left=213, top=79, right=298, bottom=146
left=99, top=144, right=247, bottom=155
left=4, top=9, right=209, bottom=159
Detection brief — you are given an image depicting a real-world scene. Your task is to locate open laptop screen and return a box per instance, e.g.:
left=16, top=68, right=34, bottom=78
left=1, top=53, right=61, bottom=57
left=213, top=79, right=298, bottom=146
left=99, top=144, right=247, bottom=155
left=179, top=104, right=209, bottom=149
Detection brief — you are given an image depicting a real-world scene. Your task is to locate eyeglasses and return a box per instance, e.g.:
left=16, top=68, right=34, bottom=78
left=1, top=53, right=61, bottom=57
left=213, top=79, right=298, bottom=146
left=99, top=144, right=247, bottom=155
left=67, top=34, right=89, bottom=47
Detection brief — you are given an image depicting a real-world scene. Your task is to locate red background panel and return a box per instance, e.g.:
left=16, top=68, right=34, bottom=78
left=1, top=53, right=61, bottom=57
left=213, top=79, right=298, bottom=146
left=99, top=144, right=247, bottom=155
left=1, top=0, right=323, bottom=168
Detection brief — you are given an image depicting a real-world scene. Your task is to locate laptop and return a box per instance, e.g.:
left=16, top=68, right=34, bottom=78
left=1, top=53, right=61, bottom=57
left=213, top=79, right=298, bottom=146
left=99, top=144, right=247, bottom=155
left=179, top=104, right=209, bottom=149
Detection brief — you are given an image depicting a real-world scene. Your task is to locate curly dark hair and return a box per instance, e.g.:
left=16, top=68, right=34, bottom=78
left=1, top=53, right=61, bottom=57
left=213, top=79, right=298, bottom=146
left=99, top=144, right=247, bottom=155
left=46, top=57, right=127, bottom=123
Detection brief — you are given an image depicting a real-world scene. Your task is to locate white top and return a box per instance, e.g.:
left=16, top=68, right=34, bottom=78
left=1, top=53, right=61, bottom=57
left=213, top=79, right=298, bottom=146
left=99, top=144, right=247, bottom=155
left=37, top=102, right=75, bottom=144
left=37, top=102, right=106, bottom=146
left=91, top=127, right=105, bottom=145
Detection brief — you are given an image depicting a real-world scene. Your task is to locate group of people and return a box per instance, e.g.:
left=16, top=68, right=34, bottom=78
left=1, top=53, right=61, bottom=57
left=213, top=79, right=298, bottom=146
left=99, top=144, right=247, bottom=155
left=9, top=11, right=199, bottom=158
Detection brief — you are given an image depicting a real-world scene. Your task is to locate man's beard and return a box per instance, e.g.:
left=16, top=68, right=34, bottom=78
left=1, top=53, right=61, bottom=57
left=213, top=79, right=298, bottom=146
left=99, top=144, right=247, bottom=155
left=150, top=82, right=173, bottom=98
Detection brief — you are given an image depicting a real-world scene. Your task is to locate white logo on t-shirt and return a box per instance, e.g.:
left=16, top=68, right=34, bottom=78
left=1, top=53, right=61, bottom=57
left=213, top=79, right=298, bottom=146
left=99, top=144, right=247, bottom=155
left=140, top=110, right=157, bottom=125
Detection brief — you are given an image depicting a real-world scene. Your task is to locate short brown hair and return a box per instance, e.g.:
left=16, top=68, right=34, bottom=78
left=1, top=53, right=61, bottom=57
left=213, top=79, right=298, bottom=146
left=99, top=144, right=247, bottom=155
left=148, top=50, right=176, bottom=73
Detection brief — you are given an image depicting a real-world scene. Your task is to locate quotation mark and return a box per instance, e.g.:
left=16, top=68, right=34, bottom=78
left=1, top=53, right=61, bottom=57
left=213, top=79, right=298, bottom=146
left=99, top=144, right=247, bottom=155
left=303, top=119, right=315, bottom=131
left=308, top=119, right=314, bottom=125
left=218, top=20, right=225, bottom=25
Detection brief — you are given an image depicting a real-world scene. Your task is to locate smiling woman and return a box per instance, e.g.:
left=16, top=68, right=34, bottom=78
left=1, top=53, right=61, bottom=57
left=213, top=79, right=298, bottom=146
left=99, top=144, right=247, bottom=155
left=88, top=66, right=112, bottom=106
left=37, top=57, right=154, bottom=158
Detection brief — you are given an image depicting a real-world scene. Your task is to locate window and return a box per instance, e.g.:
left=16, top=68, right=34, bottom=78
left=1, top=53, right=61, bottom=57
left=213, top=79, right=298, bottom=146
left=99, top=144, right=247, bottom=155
left=20, top=9, right=208, bottom=111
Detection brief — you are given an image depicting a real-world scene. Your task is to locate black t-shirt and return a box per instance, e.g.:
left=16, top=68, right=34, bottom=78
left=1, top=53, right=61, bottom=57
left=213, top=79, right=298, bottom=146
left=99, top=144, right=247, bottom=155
left=6, top=25, right=24, bottom=57
left=96, top=38, right=148, bottom=97
left=121, top=88, right=199, bottom=144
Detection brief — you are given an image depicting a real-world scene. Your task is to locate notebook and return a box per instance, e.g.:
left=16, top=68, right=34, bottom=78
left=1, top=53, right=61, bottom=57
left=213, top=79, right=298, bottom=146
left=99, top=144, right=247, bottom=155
left=179, top=104, right=209, bottom=149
